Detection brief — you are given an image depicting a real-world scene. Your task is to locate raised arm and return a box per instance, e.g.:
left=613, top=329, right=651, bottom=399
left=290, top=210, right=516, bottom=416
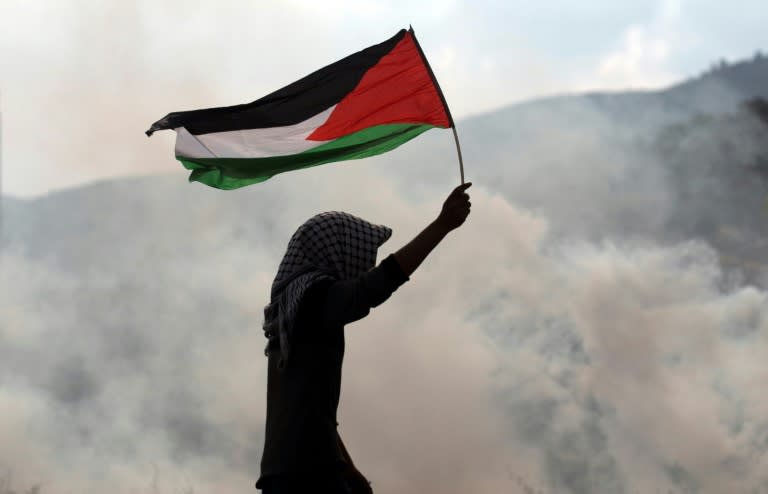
left=393, top=182, right=472, bottom=277
left=311, top=183, right=472, bottom=329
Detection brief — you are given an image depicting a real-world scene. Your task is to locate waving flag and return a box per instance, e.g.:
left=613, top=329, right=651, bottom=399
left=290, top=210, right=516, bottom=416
left=147, top=27, right=455, bottom=190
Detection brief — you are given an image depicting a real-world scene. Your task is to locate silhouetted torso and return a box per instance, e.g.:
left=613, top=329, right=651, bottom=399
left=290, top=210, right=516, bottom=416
left=256, top=255, right=408, bottom=489
left=259, top=279, right=346, bottom=481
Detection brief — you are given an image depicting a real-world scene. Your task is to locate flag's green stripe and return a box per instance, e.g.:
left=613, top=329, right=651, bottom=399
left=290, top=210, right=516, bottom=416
left=177, top=123, right=435, bottom=190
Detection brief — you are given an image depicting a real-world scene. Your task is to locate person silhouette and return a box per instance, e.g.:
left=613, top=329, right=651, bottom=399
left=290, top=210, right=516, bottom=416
left=255, top=183, right=472, bottom=494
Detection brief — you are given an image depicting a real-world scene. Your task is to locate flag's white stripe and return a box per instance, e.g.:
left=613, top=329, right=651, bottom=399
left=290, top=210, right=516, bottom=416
left=175, top=106, right=335, bottom=159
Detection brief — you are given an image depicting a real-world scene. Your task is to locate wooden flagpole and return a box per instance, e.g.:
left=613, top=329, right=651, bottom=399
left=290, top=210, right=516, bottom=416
left=451, top=126, right=465, bottom=184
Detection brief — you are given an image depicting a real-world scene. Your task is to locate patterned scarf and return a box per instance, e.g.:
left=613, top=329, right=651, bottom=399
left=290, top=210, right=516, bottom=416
left=263, top=211, right=392, bottom=366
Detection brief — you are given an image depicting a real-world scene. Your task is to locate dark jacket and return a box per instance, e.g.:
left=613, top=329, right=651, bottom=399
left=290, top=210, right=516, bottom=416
left=256, top=254, right=409, bottom=488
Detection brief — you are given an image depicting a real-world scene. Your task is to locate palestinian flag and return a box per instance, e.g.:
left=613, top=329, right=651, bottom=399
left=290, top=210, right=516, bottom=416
left=146, top=27, right=454, bottom=190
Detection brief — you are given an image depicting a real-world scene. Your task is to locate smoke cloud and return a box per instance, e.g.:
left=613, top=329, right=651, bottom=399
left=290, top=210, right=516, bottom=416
left=3, top=132, right=768, bottom=492
left=2, top=2, right=768, bottom=494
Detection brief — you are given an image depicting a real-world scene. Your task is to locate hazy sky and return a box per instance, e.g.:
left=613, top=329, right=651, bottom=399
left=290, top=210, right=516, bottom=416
left=2, top=2, right=768, bottom=494
left=1, top=0, right=767, bottom=197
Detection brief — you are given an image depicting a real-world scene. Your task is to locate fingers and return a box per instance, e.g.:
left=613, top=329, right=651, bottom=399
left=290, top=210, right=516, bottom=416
left=448, top=182, right=472, bottom=204
left=439, top=182, right=473, bottom=230
left=451, top=182, right=472, bottom=195
left=446, top=193, right=471, bottom=211
left=445, top=196, right=471, bottom=216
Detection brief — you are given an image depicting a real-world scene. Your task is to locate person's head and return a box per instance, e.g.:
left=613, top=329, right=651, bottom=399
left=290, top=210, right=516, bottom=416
left=263, top=211, right=392, bottom=360
left=270, top=211, right=392, bottom=294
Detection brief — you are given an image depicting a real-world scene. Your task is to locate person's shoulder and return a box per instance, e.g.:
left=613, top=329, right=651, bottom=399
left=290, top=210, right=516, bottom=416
left=304, top=278, right=334, bottom=301
left=297, top=278, right=334, bottom=317
left=294, top=278, right=338, bottom=338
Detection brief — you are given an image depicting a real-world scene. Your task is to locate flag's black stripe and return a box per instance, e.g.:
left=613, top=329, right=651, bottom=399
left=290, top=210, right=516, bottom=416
left=146, top=30, right=408, bottom=137
left=408, top=26, right=454, bottom=128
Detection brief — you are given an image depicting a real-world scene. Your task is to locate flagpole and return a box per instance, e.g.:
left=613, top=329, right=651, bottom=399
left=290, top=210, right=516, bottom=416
left=451, top=126, right=465, bottom=184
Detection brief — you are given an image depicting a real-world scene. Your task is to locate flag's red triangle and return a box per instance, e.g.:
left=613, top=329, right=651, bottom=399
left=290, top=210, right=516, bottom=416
left=308, top=31, right=451, bottom=141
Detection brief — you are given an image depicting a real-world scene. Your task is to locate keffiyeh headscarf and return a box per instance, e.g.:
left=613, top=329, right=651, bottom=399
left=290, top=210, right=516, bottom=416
left=263, top=211, right=392, bottom=366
